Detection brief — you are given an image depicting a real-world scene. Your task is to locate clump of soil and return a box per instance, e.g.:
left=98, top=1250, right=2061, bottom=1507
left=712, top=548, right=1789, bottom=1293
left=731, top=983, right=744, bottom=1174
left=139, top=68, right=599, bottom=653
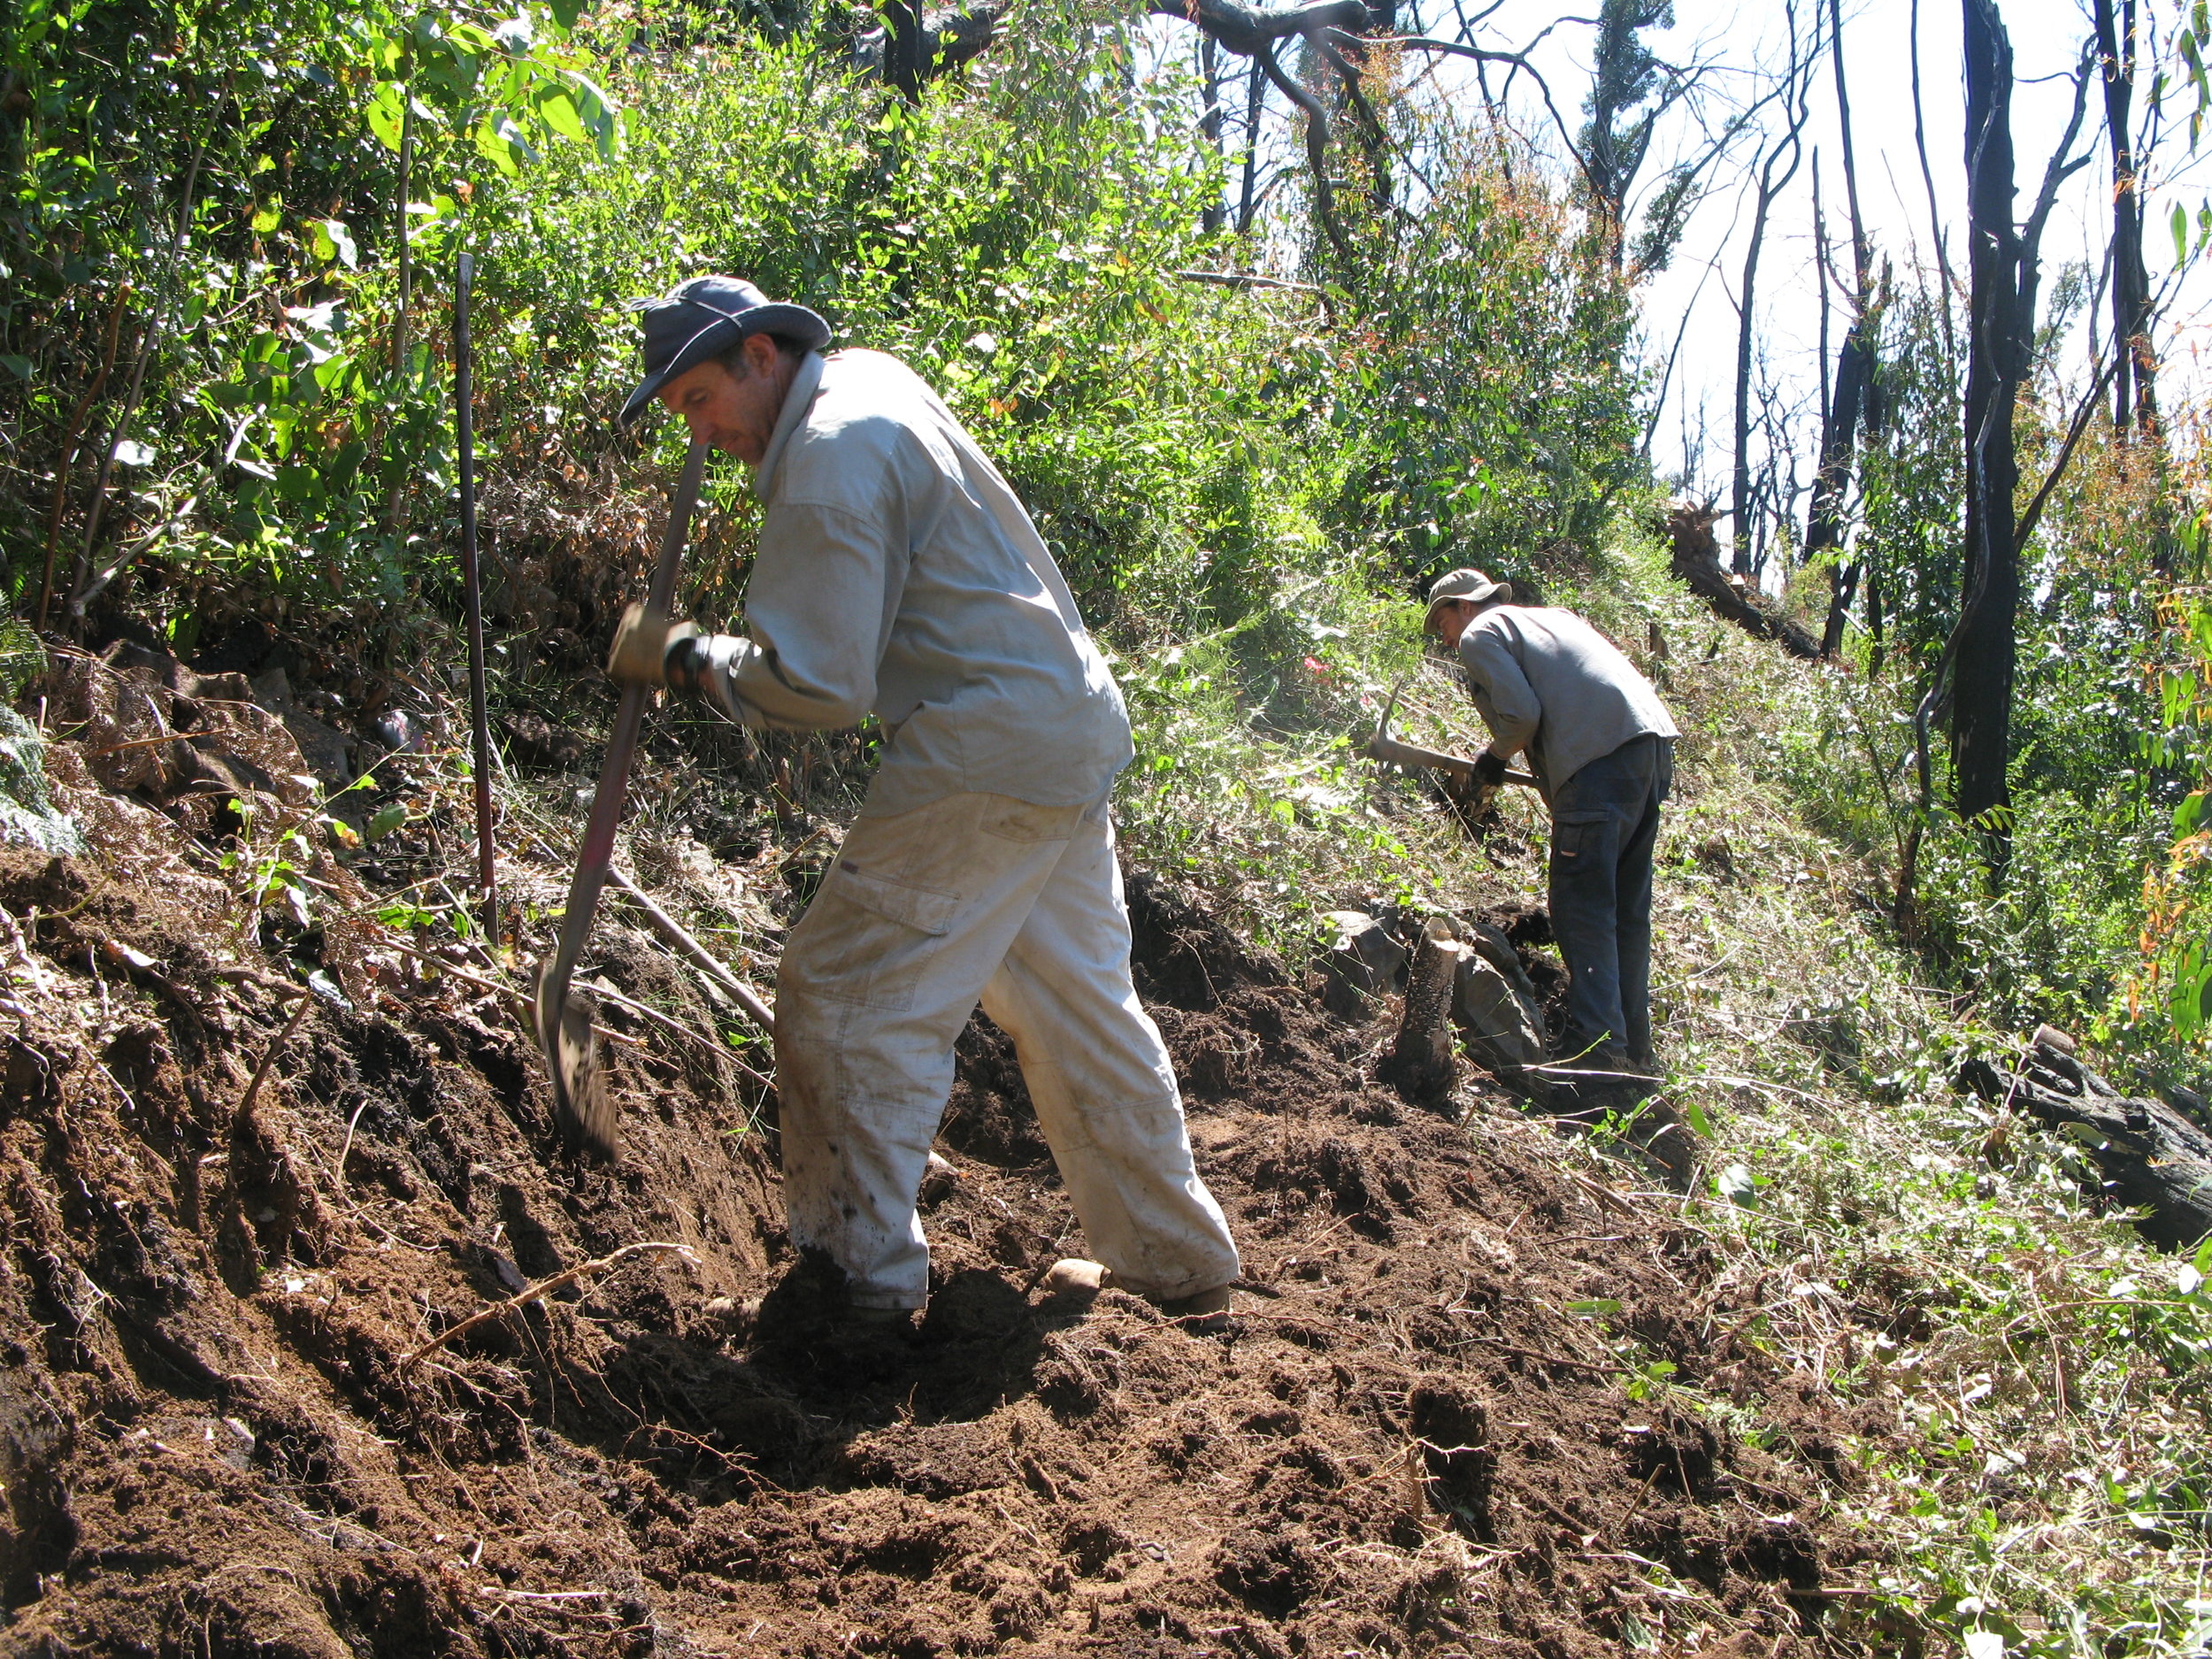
left=0, top=781, right=1889, bottom=1654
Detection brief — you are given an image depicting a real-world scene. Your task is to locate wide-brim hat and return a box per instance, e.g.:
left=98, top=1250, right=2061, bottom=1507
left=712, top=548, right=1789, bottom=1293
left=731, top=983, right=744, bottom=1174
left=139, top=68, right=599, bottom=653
left=618, top=275, right=833, bottom=427
left=1423, top=566, right=1511, bottom=630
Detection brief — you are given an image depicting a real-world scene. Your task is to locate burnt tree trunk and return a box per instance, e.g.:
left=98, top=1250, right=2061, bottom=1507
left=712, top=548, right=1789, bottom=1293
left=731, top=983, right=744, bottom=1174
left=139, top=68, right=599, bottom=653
left=1662, top=502, right=1822, bottom=658
left=1951, top=0, right=2026, bottom=841
left=883, top=0, right=926, bottom=101
left=1811, top=0, right=1878, bottom=658
left=2092, top=0, right=2156, bottom=435
left=1731, top=141, right=1795, bottom=575
left=1961, top=1034, right=2212, bottom=1249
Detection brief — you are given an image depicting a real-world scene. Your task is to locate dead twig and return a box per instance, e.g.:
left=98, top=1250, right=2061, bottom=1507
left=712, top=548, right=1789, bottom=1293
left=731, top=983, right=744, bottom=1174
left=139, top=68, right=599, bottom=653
left=83, top=730, right=196, bottom=759
left=370, top=938, right=643, bottom=1051
left=1560, top=1165, right=1641, bottom=1217
left=607, top=867, right=776, bottom=1040
left=400, top=1240, right=700, bottom=1371
left=334, top=1099, right=371, bottom=1200
left=212, top=966, right=315, bottom=1001
left=235, top=999, right=311, bottom=1122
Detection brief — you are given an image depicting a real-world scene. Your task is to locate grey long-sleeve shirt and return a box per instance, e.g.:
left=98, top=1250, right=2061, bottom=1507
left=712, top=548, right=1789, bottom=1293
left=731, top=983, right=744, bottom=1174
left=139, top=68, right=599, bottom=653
left=695, top=349, right=1134, bottom=817
left=1455, top=604, right=1677, bottom=800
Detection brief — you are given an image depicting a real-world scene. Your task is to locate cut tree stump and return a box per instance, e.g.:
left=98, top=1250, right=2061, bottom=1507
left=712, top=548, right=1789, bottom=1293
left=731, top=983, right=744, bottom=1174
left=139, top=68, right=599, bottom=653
left=1960, top=1034, right=2212, bottom=1249
left=1389, top=918, right=1462, bottom=1102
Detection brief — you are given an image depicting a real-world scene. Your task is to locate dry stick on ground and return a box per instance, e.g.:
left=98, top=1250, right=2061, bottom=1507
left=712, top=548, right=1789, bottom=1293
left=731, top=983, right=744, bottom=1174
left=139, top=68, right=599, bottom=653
left=401, top=1241, right=700, bottom=1371
left=607, top=868, right=776, bottom=1040
left=370, top=936, right=651, bottom=1052
left=234, top=999, right=312, bottom=1121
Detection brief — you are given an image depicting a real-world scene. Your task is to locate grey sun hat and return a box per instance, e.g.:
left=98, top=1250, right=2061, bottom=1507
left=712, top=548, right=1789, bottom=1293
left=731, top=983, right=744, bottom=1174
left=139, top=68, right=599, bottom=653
left=617, top=275, right=833, bottom=427
left=1423, top=566, right=1513, bottom=631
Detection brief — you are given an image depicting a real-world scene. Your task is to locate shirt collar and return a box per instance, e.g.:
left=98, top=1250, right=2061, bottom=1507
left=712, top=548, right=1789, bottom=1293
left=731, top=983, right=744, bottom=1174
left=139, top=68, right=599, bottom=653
left=750, top=349, right=826, bottom=498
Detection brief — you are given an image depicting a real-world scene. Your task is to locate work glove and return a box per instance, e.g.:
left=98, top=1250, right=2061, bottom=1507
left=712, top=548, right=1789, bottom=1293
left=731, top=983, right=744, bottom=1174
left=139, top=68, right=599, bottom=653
left=606, top=602, right=703, bottom=691
left=1470, top=749, right=1510, bottom=789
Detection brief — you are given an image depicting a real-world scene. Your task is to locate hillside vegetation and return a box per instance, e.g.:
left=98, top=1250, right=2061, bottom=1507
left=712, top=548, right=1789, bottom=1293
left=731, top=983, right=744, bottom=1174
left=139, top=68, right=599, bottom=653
left=1, top=1, right=2208, bottom=1655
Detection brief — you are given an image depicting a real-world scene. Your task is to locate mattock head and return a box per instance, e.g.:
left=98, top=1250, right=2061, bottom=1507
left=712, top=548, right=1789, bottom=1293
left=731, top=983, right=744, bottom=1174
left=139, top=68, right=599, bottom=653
left=1361, top=668, right=1418, bottom=764
left=535, top=957, right=619, bottom=1159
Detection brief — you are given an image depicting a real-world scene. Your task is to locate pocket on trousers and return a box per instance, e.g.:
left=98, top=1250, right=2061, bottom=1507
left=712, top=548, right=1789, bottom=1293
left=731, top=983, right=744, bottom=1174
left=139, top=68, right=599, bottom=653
left=979, top=797, right=1079, bottom=844
left=1551, top=809, right=1609, bottom=860
left=789, top=864, right=959, bottom=1010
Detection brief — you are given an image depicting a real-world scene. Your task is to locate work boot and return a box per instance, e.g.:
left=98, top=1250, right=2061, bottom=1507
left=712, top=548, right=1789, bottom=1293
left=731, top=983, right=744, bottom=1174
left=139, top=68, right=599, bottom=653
left=1551, top=1045, right=1638, bottom=1122
left=1041, top=1257, right=1109, bottom=1296
left=1041, top=1259, right=1233, bottom=1333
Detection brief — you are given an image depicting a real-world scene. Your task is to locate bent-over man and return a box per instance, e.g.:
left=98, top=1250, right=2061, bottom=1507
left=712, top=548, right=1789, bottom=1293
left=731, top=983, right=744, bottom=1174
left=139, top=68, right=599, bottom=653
left=606, top=276, right=1240, bottom=1328
left=1424, top=567, right=1678, bottom=1103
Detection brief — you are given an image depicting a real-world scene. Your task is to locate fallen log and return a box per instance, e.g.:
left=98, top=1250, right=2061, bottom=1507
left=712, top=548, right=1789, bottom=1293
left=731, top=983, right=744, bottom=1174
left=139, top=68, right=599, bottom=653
left=1960, top=1033, right=2212, bottom=1249
left=1660, top=501, right=1821, bottom=661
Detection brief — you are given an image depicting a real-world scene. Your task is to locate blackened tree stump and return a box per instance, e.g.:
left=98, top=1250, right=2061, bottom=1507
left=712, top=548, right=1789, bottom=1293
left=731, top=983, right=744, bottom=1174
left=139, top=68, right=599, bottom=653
left=1961, top=1034, right=2212, bottom=1250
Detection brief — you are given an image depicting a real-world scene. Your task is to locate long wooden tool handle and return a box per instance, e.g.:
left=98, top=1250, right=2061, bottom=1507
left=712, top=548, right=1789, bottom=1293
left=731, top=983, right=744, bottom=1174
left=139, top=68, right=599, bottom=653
left=545, top=442, right=710, bottom=1002
left=1363, top=727, right=1538, bottom=788
left=455, top=252, right=498, bottom=945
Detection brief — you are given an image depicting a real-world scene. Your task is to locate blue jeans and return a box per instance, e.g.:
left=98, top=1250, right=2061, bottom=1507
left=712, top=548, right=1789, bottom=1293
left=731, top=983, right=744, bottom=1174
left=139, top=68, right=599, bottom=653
left=1547, top=734, right=1672, bottom=1072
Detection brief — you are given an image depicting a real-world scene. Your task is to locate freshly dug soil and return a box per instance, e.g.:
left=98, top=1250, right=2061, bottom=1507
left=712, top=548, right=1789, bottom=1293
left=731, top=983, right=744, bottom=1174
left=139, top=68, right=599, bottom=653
left=0, top=829, right=1884, bottom=1657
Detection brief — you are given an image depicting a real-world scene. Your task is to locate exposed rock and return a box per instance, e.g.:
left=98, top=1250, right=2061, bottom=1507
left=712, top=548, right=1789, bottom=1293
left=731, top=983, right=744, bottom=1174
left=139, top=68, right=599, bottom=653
left=249, top=667, right=355, bottom=791
left=1318, top=910, right=1407, bottom=1017
left=501, top=710, right=590, bottom=772
left=1454, top=949, right=1550, bottom=1104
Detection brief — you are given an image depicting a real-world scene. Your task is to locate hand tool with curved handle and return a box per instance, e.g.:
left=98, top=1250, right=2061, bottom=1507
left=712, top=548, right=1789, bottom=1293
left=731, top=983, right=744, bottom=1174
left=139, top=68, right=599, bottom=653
left=534, top=441, right=710, bottom=1157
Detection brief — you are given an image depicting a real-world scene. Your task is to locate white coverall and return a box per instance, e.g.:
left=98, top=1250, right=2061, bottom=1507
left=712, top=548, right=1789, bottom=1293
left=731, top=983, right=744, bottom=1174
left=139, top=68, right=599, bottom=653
left=687, top=348, right=1240, bottom=1311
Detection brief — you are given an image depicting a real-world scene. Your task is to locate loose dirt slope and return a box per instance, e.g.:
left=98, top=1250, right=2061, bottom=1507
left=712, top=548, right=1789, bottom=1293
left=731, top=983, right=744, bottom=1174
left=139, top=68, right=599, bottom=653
left=0, top=810, right=1884, bottom=1655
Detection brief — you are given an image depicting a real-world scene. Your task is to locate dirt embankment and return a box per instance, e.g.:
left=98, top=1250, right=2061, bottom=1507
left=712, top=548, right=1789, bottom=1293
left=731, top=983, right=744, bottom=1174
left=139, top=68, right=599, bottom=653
left=0, top=733, right=1890, bottom=1655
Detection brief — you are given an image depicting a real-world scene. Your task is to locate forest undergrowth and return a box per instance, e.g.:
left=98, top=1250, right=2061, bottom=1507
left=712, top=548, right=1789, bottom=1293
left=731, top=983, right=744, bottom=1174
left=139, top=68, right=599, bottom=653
left=10, top=526, right=2203, bottom=1655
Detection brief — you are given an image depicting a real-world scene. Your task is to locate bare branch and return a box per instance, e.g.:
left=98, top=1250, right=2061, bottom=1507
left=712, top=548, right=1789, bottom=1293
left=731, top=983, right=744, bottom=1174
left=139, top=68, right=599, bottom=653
left=402, top=1242, right=702, bottom=1371
left=1144, top=0, right=1372, bottom=54
left=1386, top=35, right=1607, bottom=204
left=1314, top=34, right=1394, bottom=206
left=2013, top=356, right=2123, bottom=556
left=1252, top=36, right=1355, bottom=261
left=2018, top=42, right=2099, bottom=268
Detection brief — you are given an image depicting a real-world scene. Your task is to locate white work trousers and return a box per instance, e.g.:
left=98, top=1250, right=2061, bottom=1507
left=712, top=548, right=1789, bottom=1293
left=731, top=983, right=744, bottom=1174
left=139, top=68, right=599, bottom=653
left=774, top=790, right=1241, bottom=1311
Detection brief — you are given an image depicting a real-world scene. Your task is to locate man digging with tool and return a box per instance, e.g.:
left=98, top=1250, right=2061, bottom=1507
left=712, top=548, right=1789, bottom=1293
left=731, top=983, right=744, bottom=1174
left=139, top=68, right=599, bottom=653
left=1423, top=568, right=1678, bottom=1126
left=605, top=276, right=1240, bottom=1333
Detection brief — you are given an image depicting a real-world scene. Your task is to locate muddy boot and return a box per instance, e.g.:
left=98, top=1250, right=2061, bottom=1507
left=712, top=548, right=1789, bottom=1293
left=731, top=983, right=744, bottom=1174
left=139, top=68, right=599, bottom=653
left=1156, top=1284, right=1233, bottom=1335
left=1550, top=1045, right=1639, bottom=1125
left=1041, top=1257, right=1109, bottom=1298
left=1041, top=1259, right=1233, bottom=1333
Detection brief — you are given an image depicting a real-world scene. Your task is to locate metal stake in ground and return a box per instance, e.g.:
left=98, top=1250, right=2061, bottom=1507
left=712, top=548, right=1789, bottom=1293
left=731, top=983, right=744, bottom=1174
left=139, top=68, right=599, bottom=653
left=533, top=441, right=708, bottom=1158
left=455, top=252, right=497, bottom=947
